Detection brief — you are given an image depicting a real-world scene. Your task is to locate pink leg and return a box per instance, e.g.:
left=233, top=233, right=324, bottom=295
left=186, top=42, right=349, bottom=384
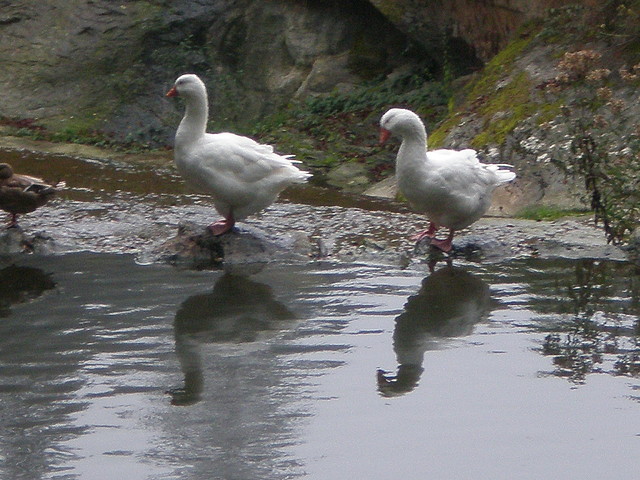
left=6, top=213, right=18, bottom=228
left=429, top=229, right=454, bottom=253
left=411, top=222, right=439, bottom=242
left=208, top=213, right=235, bottom=236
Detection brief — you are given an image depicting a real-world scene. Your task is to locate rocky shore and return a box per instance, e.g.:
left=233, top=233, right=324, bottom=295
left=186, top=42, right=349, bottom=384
left=0, top=136, right=633, bottom=271
left=1, top=197, right=629, bottom=272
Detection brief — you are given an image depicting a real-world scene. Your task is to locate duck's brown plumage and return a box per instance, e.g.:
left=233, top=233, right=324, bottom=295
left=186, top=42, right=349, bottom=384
left=0, top=163, right=56, bottom=227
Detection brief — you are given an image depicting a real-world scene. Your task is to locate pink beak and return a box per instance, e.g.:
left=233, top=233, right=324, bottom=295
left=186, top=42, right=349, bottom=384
left=379, top=128, right=391, bottom=145
left=166, top=86, right=178, bottom=98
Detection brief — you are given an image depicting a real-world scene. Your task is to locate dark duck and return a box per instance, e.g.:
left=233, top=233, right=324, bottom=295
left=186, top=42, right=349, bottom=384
left=0, top=163, right=57, bottom=228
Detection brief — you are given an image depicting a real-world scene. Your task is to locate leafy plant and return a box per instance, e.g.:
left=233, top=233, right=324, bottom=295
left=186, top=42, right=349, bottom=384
left=0, top=116, right=157, bottom=153
left=542, top=50, right=640, bottom=244
left=251, top=63, right=451, bottom=180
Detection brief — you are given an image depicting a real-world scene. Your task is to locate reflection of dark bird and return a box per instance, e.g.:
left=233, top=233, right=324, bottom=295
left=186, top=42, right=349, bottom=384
left=0, top=163, right=57, bottom=228
left=0, top=265, right=56, bottom=317
left=378, top=266, right=491, bottom=396
left=169, top=273, right=295, bottom=406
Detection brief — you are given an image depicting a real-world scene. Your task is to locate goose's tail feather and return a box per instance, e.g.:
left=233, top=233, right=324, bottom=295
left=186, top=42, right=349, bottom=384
left=487, top=164, right=516, bottom=184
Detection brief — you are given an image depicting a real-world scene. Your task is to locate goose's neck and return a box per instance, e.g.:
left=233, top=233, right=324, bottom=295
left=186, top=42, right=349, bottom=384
left=176, top=91, right=208, bottom=144
left=397, top=123, right=428, bottom=165
left=405, top=120, right=427, bottom=146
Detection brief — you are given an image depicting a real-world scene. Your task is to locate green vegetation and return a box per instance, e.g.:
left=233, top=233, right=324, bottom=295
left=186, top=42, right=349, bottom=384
left=470, top=71, right=535, bottom=148
left=0, top=116, right=157, bottom=153
left=465, top=34, right=534, bottom=101
left=427, top=113, right=461, bottom=149
left=515, top=205, right=589, bottom=221
left=428, top=29, right=537, bottom=149
left=251, top=65, right=450, bottom=180
left=544, top=49, right=640, bottom=244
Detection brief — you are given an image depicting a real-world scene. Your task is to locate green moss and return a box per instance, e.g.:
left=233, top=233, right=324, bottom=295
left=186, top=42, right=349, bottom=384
left=481, top=71, right=530, bottom=114
left=428, top=113, right=461, bottom=148
left=470, top=71, right=535, bottom=148
left=466, top=35, right=534, bottom=101
left=515, top=205, right=590, bottom=221
left=471, top=114, right=519, bottom=148
left=43, top=107, right=109, bottom=134
left=424, top=30, right=538, bottom=148
left=536, top=100, right=563, bottom=125
left=369, top=0, right=404, bottom=24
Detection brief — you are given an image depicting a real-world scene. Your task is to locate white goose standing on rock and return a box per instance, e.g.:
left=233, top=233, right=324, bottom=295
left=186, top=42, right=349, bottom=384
left=166, top=74, right=311, bottom=235
left=379, top=108, right=516, bottom=252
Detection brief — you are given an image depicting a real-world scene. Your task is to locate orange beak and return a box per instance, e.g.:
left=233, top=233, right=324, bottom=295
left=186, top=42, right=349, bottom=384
left=166, top=86, right=178, bottom=98
left=379, top=128, right=391, bottom=145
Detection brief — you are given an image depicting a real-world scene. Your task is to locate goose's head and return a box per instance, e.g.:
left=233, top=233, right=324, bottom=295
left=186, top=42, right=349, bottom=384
left=379, top=108, right=426, bottom=144
left=166, top=74, right=207, bottom=99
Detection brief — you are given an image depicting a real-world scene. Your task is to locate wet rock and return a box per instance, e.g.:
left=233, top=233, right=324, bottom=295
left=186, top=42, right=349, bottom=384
left=150, top=221, right=313, bottom=272
left=363, top=176, right=398, bottom=199
left=326, top=162, right=371, bottom=193
left=623, top=228, right=640, bottom=267
left=411, top=233, right=509, bottom=266
left=0, top=227, right=58, bottom=255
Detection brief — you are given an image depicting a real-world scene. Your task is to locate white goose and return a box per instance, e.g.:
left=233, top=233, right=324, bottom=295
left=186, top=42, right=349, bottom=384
left=379, top=108, right=516, bottom=252
left=166, top=74, right=311, bottom=235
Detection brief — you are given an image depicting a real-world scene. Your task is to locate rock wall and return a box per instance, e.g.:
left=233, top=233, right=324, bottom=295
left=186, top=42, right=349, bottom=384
left=0, top=0, right=414, bottom=142
left=423, top=3, right=640, bottom=219
left=0, top=1, right=170, bottom=137
left=368, top=0, right=586, bottom=61
left=0, top=0, right=592, bottom=143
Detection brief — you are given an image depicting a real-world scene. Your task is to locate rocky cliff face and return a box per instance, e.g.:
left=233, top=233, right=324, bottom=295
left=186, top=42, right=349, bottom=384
left=0, top=0, right=590, bottom=143
left=369, top=0, right=592, bottom=61
left=5, top=0, right=636, bottom=224
left=0, top=0, right=415, bottom=141
left=425, top=2, right=640, bottom=224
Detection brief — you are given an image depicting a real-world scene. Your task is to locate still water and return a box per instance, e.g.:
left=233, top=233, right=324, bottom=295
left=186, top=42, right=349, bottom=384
left=0, top=149, right=639, bottom=479
left=1, top=254, right=639, bottom=479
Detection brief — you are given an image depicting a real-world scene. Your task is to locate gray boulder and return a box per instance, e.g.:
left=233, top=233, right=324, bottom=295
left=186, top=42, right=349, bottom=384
left=151, top=222, right=314, bottom=272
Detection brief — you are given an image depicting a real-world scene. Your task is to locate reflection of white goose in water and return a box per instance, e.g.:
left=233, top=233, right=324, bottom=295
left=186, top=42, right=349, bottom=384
left=169, top=273, right=295, bottom=405
left=378, top=266, right=491, bottom=396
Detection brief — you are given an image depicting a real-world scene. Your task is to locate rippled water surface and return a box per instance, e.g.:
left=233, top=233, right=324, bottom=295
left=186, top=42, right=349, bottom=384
left=0, top=254, right=638, bottom=480
left=1, top=148, right=639, bottom=479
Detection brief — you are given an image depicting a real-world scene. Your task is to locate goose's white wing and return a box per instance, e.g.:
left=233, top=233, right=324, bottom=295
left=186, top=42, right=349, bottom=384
left=194, top=132, right=307, bottom=184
